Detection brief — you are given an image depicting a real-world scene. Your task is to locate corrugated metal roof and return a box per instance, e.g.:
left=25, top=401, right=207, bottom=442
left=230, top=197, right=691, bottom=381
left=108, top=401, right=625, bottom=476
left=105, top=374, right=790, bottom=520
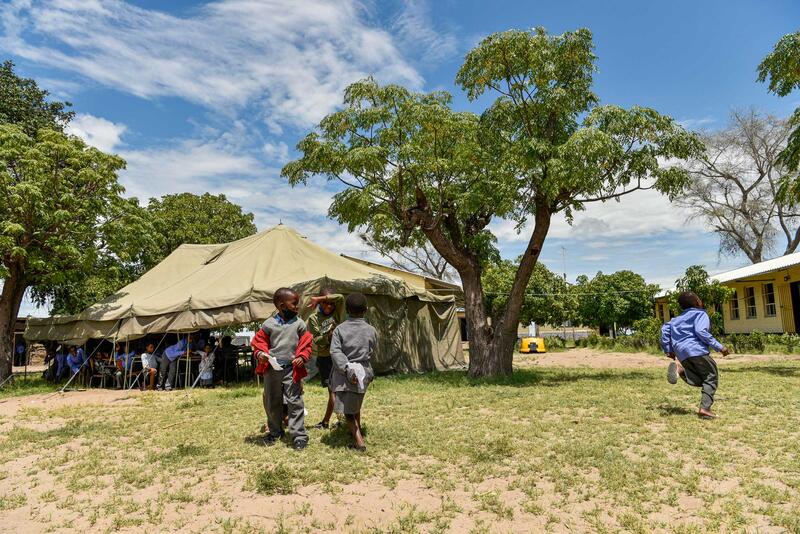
left=711, top=251, right=800, bottom=283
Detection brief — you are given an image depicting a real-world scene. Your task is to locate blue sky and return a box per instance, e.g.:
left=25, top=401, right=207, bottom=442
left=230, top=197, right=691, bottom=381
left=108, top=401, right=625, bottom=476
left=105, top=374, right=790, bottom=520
left=1, top=0, right=798, bottom=315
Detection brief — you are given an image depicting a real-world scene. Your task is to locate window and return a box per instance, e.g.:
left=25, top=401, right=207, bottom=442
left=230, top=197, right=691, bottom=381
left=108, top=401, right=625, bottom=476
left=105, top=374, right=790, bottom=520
left=730, top=290, right=740, bottom=320
left=763, top=283, right=776, bottom=317
left=745, top=287, right=757, bottom=319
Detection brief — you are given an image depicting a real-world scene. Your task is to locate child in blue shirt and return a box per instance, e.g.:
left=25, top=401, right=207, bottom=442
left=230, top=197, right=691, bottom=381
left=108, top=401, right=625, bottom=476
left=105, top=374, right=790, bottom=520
left=660, top=291, right=730, bottom=419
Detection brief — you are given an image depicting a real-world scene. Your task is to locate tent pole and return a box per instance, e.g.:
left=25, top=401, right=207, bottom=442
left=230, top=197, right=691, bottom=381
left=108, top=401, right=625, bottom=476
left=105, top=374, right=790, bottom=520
left=185, top=333, right=190, bottom=389
left=60, top=320, right=120, bottom=394
left=124, top=338, right=130, bottom=390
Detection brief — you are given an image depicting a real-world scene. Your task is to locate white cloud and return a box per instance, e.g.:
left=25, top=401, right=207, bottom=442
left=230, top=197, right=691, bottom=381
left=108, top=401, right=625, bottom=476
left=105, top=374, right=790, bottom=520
left=677, top=116, right=716, bottom=131
left=262, top=141, right=290, bottom=164
left=66, top=113, right=126, bottom=152
left=392, top=0, right=460, bottom=63
left=0, top=0, right=423, bottom=129
left=119, top=138, right=263, bottom=201
left=492, top=188, right=704, bottom=246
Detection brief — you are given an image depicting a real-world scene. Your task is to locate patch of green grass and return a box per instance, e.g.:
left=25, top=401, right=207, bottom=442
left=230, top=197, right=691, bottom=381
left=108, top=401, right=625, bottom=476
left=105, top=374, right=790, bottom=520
left=0, top=492, right=27, bottom=510
left=0, top=376, right=58, bottom=398
left=251, top=465, right=295, bottom=495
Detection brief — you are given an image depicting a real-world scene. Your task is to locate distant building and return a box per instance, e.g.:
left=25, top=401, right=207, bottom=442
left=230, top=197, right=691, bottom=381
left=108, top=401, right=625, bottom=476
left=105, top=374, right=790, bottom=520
left=656, top=252, right=800, bottom=334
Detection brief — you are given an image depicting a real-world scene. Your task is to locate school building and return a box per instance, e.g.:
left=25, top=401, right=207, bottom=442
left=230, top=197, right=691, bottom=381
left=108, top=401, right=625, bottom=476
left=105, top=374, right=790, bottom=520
left=655, top=251, right=800, bottom=334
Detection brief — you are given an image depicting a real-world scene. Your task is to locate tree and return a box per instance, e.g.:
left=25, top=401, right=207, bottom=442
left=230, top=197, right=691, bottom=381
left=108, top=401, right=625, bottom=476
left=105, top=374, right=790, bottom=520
left=39, top=196, right=155, bottom=315
left=758, top=30, right=800, bottom=174
left=47, top=192, right=258, bottom=315
left=0, top=61, right=74, bottom=137
left=143, top=193, right=257, bottom=269
left=283, top=28, right=701, bottom=377
left=482, top=260, right=575, bottom=328
left=360, top=233, right=456, bottom=281
left=0, top=125, right=135, bottom=379
left=573, top=271, right=659, bottom=336
left=676, top=110, right=799, bottom=263
left=669, top=265, right=733, bottom=335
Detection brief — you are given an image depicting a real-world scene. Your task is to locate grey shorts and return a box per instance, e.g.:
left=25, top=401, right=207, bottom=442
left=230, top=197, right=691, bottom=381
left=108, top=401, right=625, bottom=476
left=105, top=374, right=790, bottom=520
left=334, top=391, right=365, bottom=415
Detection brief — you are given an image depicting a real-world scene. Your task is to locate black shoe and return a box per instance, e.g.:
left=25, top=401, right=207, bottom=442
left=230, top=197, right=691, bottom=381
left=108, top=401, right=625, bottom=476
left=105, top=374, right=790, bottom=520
left=293, top=440, right=308, bottom=451
left=311, top=421, right=329, bottom=430
left=263, top=433, right=283, bottom=446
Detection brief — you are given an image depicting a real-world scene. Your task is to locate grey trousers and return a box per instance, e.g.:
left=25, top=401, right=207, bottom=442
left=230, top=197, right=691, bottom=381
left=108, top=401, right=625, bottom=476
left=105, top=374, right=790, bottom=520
left=263, top=366, right=307, bottom=444
left=680, top=354, right=718, bottom=410
left=158, top=357, right=179, bottom=388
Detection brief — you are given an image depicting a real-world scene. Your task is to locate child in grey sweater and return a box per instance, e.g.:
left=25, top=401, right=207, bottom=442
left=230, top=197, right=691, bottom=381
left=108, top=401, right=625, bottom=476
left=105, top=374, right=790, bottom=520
left=329, top=292, right=376, bottom=451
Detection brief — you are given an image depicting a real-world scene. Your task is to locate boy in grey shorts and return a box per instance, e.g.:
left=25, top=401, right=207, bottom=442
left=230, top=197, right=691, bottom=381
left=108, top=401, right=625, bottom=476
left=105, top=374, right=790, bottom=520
left=329, top=293, right=376, bottom=451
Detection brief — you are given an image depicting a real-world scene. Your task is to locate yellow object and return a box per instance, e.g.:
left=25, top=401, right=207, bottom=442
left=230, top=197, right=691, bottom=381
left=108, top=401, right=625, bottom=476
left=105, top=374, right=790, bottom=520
left=519, top=337, right=546, bottom=354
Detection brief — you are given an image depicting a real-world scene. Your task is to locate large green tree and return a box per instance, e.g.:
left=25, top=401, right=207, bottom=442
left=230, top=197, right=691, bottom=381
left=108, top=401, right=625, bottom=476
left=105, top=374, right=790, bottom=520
left=574, top=271, right=659, bottom=336
left=47, top=192, right=258, bottom=314
left=283, top=28, right=701, bottom=377
left=759, top=30, right=800, bottom=176
left=143, top=193, right=257, bottom=270
left=0, top=61, right=74, bottom=137
left=0, top=125, right=141, bottom=379
left=482, top=260, right=574, bottom=328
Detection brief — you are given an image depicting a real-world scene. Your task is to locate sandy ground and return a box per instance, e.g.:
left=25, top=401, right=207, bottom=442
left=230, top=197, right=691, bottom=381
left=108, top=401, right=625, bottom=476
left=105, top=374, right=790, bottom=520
left=1, top=349, right=797, bottom=533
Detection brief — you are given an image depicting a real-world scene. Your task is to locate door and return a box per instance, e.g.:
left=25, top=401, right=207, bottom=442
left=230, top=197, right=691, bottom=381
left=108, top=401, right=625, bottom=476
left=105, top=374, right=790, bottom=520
left=790, top=281, right=800, bottom=334
left=780, top=284, right=795, bottom=333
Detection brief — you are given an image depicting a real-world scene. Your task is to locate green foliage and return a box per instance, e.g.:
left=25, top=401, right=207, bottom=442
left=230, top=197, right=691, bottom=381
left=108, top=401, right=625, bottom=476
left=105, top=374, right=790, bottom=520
left=574, top=271, right=659, bottom=332
left=482, top=259, right=574, bottom=326
left=0, top=124, right=133, bottom=292
left=668, top=265, right=734, bottom=336
left=46, top=192, right=257, bottom=314
left=0, top=61, right=74, bottom=137
left=144, top=192, right=257, bottom=269
left=283, top=27, right=700, bottom=375
left=758, top=30, right=800, bottom=175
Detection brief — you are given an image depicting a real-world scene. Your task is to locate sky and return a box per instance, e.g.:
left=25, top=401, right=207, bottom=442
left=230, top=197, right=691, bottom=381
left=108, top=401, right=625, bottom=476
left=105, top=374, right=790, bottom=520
left=1, top=0, right=799, bottom=316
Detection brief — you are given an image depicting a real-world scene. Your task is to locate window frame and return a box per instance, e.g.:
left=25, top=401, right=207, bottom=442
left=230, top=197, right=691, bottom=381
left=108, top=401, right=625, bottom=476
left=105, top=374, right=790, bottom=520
left=762, top=282, right=777, bottom=318
left=745, top=286, right=757, bottom=319
left=730, top=290, right=740, bottom=320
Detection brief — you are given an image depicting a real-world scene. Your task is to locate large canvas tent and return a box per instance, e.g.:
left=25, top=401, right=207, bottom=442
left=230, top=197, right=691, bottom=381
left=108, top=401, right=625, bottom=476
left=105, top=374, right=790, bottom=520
left=25, top=225, right=464, bottom=373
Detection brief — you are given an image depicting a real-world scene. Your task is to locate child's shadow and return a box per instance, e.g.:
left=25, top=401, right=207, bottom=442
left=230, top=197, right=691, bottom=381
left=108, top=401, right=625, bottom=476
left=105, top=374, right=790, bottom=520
left=320, top=424, right=368, bottom=449
left=654, top=404, right=694, bottom=416
left=243, top=432, right=291, bottom=447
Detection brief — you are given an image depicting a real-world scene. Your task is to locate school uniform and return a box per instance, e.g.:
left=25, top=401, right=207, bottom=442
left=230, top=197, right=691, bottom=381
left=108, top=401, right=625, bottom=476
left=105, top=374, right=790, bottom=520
left=329, top=318, right=377, bottom=415
left=660, top=308, right=723, bottom=410
left=307, top=294, right=345, bottom=389
left=251, top=314, right=313, bottom=445
left=199, top=351, right=214, bottom=387
left=159, top=338, right=187, bottom=389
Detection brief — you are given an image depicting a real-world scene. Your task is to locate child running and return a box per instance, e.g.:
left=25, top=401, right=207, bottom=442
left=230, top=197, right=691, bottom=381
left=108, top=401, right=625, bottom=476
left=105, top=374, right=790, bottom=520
left=306, top=289, right=345, bottom=429
left=329, top=292, right=376, bottom=451
left=251, top=288, right=313, bottom=450
left=661, top=291, right=730, bottom=419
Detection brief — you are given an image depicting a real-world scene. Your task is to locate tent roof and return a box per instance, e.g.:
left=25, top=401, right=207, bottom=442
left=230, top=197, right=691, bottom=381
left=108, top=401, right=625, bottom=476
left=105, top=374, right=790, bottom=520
left=26, top=225, right=451, bottom=341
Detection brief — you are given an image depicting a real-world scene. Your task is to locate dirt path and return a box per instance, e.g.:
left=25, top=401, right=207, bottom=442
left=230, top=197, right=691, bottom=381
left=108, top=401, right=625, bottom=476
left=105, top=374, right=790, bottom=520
left=0, top=388, right=143, bottom=417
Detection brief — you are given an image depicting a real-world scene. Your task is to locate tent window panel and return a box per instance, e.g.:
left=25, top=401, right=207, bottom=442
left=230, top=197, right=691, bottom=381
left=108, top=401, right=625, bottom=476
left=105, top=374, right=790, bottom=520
left=763, top=283, right=776, bottom=317
left=745, top=287, right=757, bottom=319
left=730, top=290, right=740, bottom=320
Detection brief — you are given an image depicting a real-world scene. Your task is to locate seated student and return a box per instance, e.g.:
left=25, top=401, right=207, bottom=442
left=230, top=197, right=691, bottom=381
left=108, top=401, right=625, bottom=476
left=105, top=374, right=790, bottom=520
left=329, top=293, right=377, bottom=452
left=199, top=342, right=215, bottom=388
left=158, top=333, right=193, bottom=391
left=140, top=342, right=159, bottom=391
left=55, top=346, right=68, bottom=380
left=113, top=343, right=136, bottom=389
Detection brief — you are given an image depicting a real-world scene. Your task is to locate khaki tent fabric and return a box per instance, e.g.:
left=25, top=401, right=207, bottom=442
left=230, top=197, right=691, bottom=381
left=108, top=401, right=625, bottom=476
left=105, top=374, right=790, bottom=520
left=26, top=225, right=465, bottom=373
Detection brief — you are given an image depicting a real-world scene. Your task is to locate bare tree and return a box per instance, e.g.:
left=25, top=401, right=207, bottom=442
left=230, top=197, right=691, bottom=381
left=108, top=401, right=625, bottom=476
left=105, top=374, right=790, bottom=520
left=677, top=109, right=800, bottom=263
left=360, top=234, right=457, bottom=282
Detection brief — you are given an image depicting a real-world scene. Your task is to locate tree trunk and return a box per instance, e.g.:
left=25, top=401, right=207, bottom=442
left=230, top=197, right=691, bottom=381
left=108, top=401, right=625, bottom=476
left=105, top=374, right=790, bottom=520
left=0, top=269, right=26, bottom=381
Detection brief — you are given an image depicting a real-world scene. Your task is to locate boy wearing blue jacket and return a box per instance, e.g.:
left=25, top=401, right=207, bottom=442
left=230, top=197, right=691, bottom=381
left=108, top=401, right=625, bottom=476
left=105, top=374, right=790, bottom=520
left=661, top=291, right=730, bottom=419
